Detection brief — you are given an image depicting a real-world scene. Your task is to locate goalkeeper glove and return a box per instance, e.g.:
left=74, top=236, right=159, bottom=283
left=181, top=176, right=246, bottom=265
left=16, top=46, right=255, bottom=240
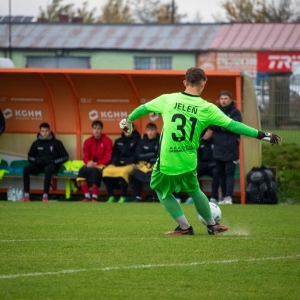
left=257, top=131, right=282, bottom=146
left=119, top=118, right=133, bottom=136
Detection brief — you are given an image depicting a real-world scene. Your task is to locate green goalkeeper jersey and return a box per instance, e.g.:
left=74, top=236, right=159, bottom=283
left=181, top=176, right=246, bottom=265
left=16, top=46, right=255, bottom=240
left=128, top=92, right=258, bottom=175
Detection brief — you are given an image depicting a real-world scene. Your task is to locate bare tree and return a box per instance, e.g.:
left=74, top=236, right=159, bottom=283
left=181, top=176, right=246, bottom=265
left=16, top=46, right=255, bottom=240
left=193, top=11, right=204, bottom=23
left=71, top=1, right=97, bottom=23
left=157, top=2, right=187, bottom=23
left=262, top=0, right=300, bottom=22
left=217, top=0, right=300, bottom=23
left=219, top=0, right=264, bottom=23
left=98, top=0, right=134, bottom=23
left=129, top=0, right=162, bottom=23
left=38, top=0, right=74, bottom=22
left=129, top=0, right=187, bottom=23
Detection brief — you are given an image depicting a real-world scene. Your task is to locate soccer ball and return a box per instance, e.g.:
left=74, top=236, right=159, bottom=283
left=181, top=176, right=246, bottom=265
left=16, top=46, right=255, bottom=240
left=198, top=202, right=222, bottom=225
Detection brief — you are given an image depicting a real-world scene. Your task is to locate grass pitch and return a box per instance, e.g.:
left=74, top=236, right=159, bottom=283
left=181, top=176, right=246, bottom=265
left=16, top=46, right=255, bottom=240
left=0, top=201, right=299, bottom=300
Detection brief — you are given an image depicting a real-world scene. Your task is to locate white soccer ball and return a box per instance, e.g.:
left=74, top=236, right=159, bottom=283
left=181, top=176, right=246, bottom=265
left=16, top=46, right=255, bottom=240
left=198, top=202, right=222, bottom=225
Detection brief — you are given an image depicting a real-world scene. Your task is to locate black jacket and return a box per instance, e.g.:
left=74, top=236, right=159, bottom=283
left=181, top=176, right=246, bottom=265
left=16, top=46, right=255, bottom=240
left=0, top=110, right=5, bottom=135
left=134, top=133, right=160, bottom=165
left=197, top=136, right=214, bottom=163
left=210, top=102, right=242, bottom=162
left=111, top=130, right=141, bottom=166
left=28, top=132, right=69, bottom=166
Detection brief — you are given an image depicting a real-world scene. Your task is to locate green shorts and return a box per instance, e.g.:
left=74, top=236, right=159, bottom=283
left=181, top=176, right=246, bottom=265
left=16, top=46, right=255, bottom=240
left=150, top=168, right=199, bottom=199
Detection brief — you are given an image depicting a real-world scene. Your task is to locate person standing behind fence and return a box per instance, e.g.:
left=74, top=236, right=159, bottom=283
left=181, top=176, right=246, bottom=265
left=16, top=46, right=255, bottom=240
left=130, top=122, right=160, bottom=202
left=20, top=122, right=69, bottom=202
left=210, top=91, right=242, bottom=205
left=103, top=126, right=141, bottom=203
left=77, top=120, right=113, bottom=202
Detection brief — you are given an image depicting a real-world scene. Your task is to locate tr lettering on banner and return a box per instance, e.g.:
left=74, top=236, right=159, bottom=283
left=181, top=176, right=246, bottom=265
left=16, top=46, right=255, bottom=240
left=268, top=55, right=300, bottom=70
left=257, top=52, right=300, bottom=72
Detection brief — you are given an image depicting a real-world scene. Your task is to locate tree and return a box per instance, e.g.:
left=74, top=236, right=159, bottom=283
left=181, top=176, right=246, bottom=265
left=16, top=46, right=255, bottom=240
left=193, top=12, right=204, bottom=23
left=38, top=0, right=97, bottom=23
left=98, top=0, right=134, bottom=23
left=129, top=0, right=161, bottom=23
left=157, top=2, right=186, bottom=23
left=71, top=1, right=96, bottom=23
left=38, top=0, right=74, bottom=22
left=262, top=0, right=300, bottom=22
left=130, top=0, right=186, bottom=23
left=217, top=0, right=300, bottom=23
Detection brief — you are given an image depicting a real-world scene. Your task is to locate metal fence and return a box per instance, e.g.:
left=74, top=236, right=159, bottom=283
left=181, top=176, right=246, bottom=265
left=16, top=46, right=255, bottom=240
left=252, top=73, right=300, bottom=143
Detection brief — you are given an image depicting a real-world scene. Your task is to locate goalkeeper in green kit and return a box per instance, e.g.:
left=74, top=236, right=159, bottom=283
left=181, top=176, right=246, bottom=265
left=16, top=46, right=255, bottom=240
left=119, top=67, right=282, bottom=235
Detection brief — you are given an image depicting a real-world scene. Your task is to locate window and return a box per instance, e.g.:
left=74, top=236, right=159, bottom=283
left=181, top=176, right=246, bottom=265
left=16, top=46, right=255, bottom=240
left=134, top=57, right=172, bottom=70
left=26, top=56, right=90, bottom=69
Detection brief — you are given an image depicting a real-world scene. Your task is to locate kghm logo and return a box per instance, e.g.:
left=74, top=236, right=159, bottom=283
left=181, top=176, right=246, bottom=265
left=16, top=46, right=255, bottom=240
left=3, top=108, right=42, bottom=120
left=89, top=110, right=128, bottom=121
left=3, top=108, right=12, bottom=119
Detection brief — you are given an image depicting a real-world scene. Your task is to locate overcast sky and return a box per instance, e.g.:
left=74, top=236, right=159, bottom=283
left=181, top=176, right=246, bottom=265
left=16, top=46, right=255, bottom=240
left=0, top=0, right=226, bottom=23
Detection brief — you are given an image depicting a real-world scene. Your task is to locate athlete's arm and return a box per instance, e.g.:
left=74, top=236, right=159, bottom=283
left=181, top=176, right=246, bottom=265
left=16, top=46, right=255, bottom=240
left=119, top=105, right=152, bottom=135
left=128, top=105, right=149, bottom=122
left=226, top=120, right=258, bottom=138
left=121, top=96, right=165, bottom=134
left=227, top=120, right=282, bottom=145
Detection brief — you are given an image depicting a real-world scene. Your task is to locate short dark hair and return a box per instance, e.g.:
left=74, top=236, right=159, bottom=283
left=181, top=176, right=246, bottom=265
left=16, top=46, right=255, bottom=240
left=185, top=68, right=207, bottom=86
left=219, top=90, right=232, bottom=99
left=92, top=120, right=103, bottom=128
left=146, top=122, right=157, bottom=130
left=39, top=122, right=50, bottom=130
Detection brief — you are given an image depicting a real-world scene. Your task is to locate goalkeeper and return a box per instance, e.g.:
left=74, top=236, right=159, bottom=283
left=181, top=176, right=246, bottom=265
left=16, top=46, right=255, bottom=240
left=119, top=67, right=282, bottom=236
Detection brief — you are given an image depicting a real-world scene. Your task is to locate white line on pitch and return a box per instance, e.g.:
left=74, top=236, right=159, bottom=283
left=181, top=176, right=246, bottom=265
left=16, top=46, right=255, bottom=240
left=0, top=255, right=299, bottom=279
left=0, top=237, right=292, bottom=243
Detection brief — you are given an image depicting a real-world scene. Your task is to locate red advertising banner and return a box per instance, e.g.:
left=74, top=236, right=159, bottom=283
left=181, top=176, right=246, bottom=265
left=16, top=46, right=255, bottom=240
left=257, top=52, right=300, bottom=72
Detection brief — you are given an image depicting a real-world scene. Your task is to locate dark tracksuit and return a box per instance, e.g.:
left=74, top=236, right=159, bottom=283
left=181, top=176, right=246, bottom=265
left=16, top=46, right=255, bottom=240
left=103, top=130, right=141, bottom=197
left=0, top=110, right=5, bottom=135
left=130, top=133, right=160, bottom=198
left=197, top=136, right=219, bottom=199
left=24, top=132, right=69, bottom=194
left=210, top=101, right=242, bottom=198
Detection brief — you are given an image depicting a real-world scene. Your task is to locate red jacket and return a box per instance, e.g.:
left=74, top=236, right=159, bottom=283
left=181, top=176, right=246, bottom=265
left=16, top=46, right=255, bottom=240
left=83, top=134, right=113, bottom=165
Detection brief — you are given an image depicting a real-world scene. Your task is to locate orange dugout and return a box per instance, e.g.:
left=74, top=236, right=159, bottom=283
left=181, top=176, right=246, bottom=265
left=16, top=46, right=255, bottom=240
left=0, top=69, right=261, bottom=204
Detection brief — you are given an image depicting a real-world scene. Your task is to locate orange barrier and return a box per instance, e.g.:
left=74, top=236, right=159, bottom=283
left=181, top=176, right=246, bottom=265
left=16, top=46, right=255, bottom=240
left=0, top=68, right=252, bottom=203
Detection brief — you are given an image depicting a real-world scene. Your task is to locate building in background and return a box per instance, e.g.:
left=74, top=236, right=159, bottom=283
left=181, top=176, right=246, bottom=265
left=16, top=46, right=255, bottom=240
left=0, top=21, right=299, bottom=128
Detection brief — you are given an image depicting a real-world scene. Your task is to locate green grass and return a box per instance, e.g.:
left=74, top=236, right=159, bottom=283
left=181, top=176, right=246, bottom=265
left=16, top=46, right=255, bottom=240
left=0, top=202, right=299, bottom=299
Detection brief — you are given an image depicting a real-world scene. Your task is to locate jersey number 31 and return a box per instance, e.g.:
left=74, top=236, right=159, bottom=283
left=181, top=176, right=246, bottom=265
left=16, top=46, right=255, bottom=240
left=171, top=114, right=197, bottom=142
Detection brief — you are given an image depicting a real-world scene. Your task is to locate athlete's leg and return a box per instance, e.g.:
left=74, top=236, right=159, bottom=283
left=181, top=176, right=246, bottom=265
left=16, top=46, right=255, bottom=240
left=102, top=177, right=116, bottom=197
left=130, top=175, right=141, bottom=198
left=23, top=164, right=40, bottom=194
left=188, top=189, right=215, bottom=225
left=43, top=164, right=58, bottom=195
left=119, top=178, right=128, bottom=197
left=155, top=190, right=190, bottom=229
